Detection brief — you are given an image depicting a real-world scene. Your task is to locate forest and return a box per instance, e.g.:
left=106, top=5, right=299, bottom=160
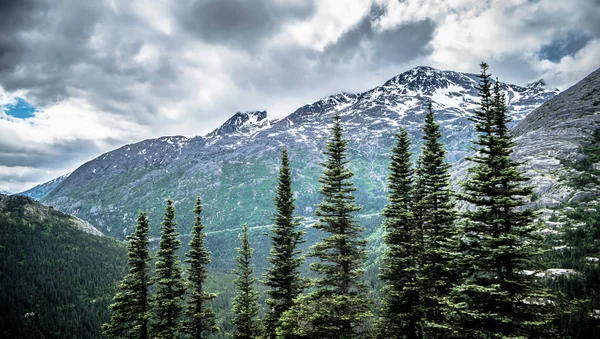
left=101, top=63, right=600, bottom=338
left=0, top=195, right=127, bottom=338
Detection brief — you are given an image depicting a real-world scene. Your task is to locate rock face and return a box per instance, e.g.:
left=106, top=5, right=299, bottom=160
left=512, top=67, right=600, bottom=208
left=0, top=194, right=104, bottom=237
left=452, top=67, right=600, bottom=210
left=37, top=66, right=558, bottom=239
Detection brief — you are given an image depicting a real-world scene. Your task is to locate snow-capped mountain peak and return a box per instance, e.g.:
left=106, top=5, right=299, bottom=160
left=526, top=79, right=547, bottom=89
left=380, top=66, right=478, bottom=95
left=206, top=110, right=274, bottom=141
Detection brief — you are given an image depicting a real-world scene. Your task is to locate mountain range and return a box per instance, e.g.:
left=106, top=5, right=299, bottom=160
left=19, top=67, right=560, bottom=251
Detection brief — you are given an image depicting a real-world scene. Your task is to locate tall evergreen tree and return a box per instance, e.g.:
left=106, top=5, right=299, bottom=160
left=103, top=211, right=152, bottom=339
left=416, top=103, right=457, bottom=334
left=232, top=224, right=259, bottom=339
left=280, top=114, right=371, bottom=338
left=151, top=199, right=186, bottom=339
left=263, top=147, right=305, bottom=339
left=182, top=197, right=217, bottom=338
left=448, top=63, right=558, bottom=338
left=378, top=129, right=422, bottom=339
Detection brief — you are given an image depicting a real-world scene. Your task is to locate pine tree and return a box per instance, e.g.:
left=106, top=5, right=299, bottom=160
left=263, top=147, right=305, bottom=339
left=416, top=103, right=457, bottom=334
left=378, top=129, right=422, bottom=339
left=232, top=224, right=259, bottom=339
left=103, top=211, right=152, bottom=339
left=448, top=63, right=559, bottom=338
left=151, top=199, right=186, bottom=339
left=280, top=114, right=371, bottom=338
left=182, top=197, right=217, bottom=338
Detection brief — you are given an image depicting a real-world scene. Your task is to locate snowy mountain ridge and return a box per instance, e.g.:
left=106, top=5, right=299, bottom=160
left=34, top=65, right=558, bottom=240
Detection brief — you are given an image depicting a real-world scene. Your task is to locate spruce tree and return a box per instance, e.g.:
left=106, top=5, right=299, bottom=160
left=416, top=103, right=457, bottom=334
left=103, top=211, right=152, bottom=339
left=182, top=197, right=217, bottom=338
left=151, top=199, right=186, bottom=339
left=378, top=129, right=422, bottom=339
left=263, top=147, right=305, bottom=339
left=280, top=114, right=371, bottom=338
left=232, top=224, right=259, bottom=339
left=449, top=63, right=558, bottom=338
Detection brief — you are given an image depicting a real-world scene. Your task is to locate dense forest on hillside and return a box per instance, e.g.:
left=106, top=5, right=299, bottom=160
left=0, top=195, right=128, bottom=338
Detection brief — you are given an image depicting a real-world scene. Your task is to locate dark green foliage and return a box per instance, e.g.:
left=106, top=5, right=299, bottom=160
left=151, top=199, right=186, bottom=339
left=263, top=148, right=305, bottom=339
left=545, top=203, right=600, bottom=338
left=415, top=103, right=458, bottom=335
left=281, top=114, right=371, bottom=338
left=232, top=224, right=259, bottom=339
left=563, top=128, right=600, bottom=188
left=449, top=63, right=560, bottom=338
left=377, top=129, right=422, bottom=338
left=104, top=211, right=152, bottom=338
left=585, top=129, right=600, bottom=163
left=182, top=197, right=218, bottom=338
left=0, top=195, right=127, bottom=339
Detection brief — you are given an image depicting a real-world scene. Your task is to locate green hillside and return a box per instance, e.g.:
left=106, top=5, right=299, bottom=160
left=0, top=195, right=127, bottom=339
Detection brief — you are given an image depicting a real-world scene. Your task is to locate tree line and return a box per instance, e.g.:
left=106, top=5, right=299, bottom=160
left=104, top=63, right=571, bottom=338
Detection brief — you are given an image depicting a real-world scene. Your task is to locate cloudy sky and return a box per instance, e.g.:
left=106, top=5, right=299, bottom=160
left=1, top=0, right=599, bottom=192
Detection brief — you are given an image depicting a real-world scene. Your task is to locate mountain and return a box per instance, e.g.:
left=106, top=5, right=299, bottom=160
left=513, top=67, right=600, bottom=208
left=18, top=173, right=70, bottom=200
left=37, top=66, right=558, bottom=267
left=0, top=190, right=10, bottom=195
left=0, top=194, right=127, bottom=338
left=205, top=110, right=275, bottom=139
left=510, top=68, right=600, bottom=338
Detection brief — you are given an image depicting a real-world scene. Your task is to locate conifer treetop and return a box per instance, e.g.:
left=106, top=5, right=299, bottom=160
left=232, top=224, right=259, bottom=339
left=183, top=196, right=218, bottom=338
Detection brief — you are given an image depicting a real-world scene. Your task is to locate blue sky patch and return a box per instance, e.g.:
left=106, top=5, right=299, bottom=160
left=539, top=32, right=591, bottom=63
left=2, top=97, right=38, bottom=119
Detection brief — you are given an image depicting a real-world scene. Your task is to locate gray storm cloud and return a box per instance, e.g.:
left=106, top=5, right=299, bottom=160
left=0, top=0, right=599, bottom=192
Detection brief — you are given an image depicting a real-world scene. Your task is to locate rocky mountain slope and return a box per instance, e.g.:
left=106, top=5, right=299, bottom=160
left=37, top=66, right=557, bottom=245
left=512, top=67, right=600, bottom=208
left=18, top=173, right=70, bottom=200
left=512, top=67, right=600, bottom=241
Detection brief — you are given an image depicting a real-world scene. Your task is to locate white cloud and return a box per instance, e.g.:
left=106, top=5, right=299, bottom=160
left=538, top=39, right=600, bottom=88
left=0, top=0, right=598, bottom=192
left=282, top=0, right=372, bottom=50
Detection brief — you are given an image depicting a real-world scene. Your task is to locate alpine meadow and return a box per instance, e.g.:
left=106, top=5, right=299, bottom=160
left=1, top=1, right=599, bottom=338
